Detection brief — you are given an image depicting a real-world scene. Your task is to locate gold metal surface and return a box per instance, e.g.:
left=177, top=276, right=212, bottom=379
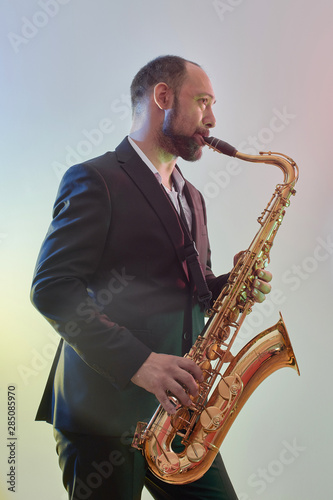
left=132, top=138, right=300, bottom=484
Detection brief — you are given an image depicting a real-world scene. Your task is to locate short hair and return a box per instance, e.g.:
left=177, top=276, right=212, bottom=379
left=130, top=55, right=200, bottom=113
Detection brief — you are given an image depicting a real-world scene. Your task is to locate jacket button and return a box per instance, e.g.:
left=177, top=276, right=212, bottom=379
left=183, top=332, right=189, bottom=340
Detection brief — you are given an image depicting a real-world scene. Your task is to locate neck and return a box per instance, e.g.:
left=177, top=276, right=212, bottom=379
left=129, top=129, right=177, bottom=190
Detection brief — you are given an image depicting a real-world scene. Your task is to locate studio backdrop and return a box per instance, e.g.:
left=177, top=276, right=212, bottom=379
left=0, top=0, right=332, bottom=498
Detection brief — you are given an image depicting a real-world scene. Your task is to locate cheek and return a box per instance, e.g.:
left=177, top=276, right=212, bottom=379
left=179, top=110, right=201, bottom=131
left=190, top=107, right=203, bottom=125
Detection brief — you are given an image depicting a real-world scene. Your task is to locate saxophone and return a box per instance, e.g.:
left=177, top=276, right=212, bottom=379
left=132, top=137, right=300, bottom=484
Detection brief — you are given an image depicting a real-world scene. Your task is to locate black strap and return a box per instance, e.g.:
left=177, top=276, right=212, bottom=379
left=177, top=194, right=212, bottom=311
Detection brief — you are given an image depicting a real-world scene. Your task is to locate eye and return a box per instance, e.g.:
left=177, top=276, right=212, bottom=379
left=199, top=97, right=209, bottom=106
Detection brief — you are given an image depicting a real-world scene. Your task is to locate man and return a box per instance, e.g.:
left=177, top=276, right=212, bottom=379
left=31, top=55, right=271, bottom=500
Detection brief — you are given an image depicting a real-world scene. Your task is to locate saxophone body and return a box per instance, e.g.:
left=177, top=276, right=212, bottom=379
left=132, top=137, right=300, bottom=484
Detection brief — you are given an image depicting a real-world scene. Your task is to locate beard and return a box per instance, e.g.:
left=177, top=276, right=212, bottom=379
left=157, top=103, right=203, bottom=162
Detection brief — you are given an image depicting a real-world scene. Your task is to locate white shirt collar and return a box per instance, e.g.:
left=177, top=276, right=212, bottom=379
left=127, top=136, right=185, bottom=195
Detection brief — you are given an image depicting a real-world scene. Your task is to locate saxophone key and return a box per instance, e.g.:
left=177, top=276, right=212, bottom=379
left=186, top=442, right=206, bottom=463
left=218, top=350, right=234, bottom=364
left=156, top=451, right=180, bottom=475
left=200, top=406, right=223, bottom=432
left=217, top=325, right=230, bottom=341
left=227, top=306, right=240, bottom=324
left=218, top=375, right=242, bottom=400
left=206, top=343, right=220, bottom=360
left=171, top=408, right=191, bottom=430
left=199, top=359, right=212, bottom=380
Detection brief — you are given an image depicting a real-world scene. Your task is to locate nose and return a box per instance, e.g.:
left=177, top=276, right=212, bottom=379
left=203, top=106, right=216, bottom=129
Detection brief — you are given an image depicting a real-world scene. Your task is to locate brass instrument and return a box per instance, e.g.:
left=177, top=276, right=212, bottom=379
left=132, top=137, right=300, bottom=484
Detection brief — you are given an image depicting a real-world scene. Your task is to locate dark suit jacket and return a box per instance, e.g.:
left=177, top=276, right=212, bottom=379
left=31, top=137, right=229, bottom=437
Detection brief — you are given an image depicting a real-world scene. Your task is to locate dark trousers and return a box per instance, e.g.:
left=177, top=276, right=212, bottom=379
left=54, top=428, right=238, bottom=500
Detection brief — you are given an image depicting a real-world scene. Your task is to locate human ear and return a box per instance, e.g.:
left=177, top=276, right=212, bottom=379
left=153, top=82, right=173, bottom=110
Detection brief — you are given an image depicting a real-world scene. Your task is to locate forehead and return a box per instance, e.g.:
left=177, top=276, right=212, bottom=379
left=180, top=62, right=216, bottom=101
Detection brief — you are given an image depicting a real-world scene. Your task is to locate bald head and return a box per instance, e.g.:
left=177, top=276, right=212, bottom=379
left=130, top=55, right=200, bottom=115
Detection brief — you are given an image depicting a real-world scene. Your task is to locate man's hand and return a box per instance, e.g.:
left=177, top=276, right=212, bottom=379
left=251, top=268, right=272, bottom=303
left=233, top=251, right=272, bottom=303
left=131, top=352, right=203, bottom=414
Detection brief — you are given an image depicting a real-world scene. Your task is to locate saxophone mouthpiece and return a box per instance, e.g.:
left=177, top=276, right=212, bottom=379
left=204, top=137, right=237, bottom=157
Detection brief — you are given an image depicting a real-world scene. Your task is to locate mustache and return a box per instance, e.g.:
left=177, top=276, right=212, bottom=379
left=195, top=128, right=210, bottom=138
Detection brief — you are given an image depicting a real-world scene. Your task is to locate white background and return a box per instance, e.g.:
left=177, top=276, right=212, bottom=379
left=1, top=0, right=332, bottom=498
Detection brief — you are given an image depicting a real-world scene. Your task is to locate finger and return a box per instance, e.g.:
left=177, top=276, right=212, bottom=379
left=233, top=250, right=246, bottom=266
left=178, top=358, right=203, bottom=383
left=253, top=278, right=271, bottom=295
left=156, top=390, right=178, bottom=415
left=166, top=379, right=193, bottom=408
left=255, top=269, right=272, bottom=283
left=252, top=288, right=266, bottom=303
left=174, top=369, right=200, bottom=399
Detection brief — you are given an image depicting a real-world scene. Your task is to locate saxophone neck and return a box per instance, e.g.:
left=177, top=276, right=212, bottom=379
left=235, top=150, right=299, bottom=188
left=203, top=136, right=299, bottom=188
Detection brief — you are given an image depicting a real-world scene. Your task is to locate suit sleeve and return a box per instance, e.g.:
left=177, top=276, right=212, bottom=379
left=31, top=164, right=151, bottom=390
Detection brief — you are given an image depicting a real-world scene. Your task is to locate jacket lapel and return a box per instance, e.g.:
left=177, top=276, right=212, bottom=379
left=115, top=137, right=190, bottom=281
left=183, top=182, right=200, bottom=253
